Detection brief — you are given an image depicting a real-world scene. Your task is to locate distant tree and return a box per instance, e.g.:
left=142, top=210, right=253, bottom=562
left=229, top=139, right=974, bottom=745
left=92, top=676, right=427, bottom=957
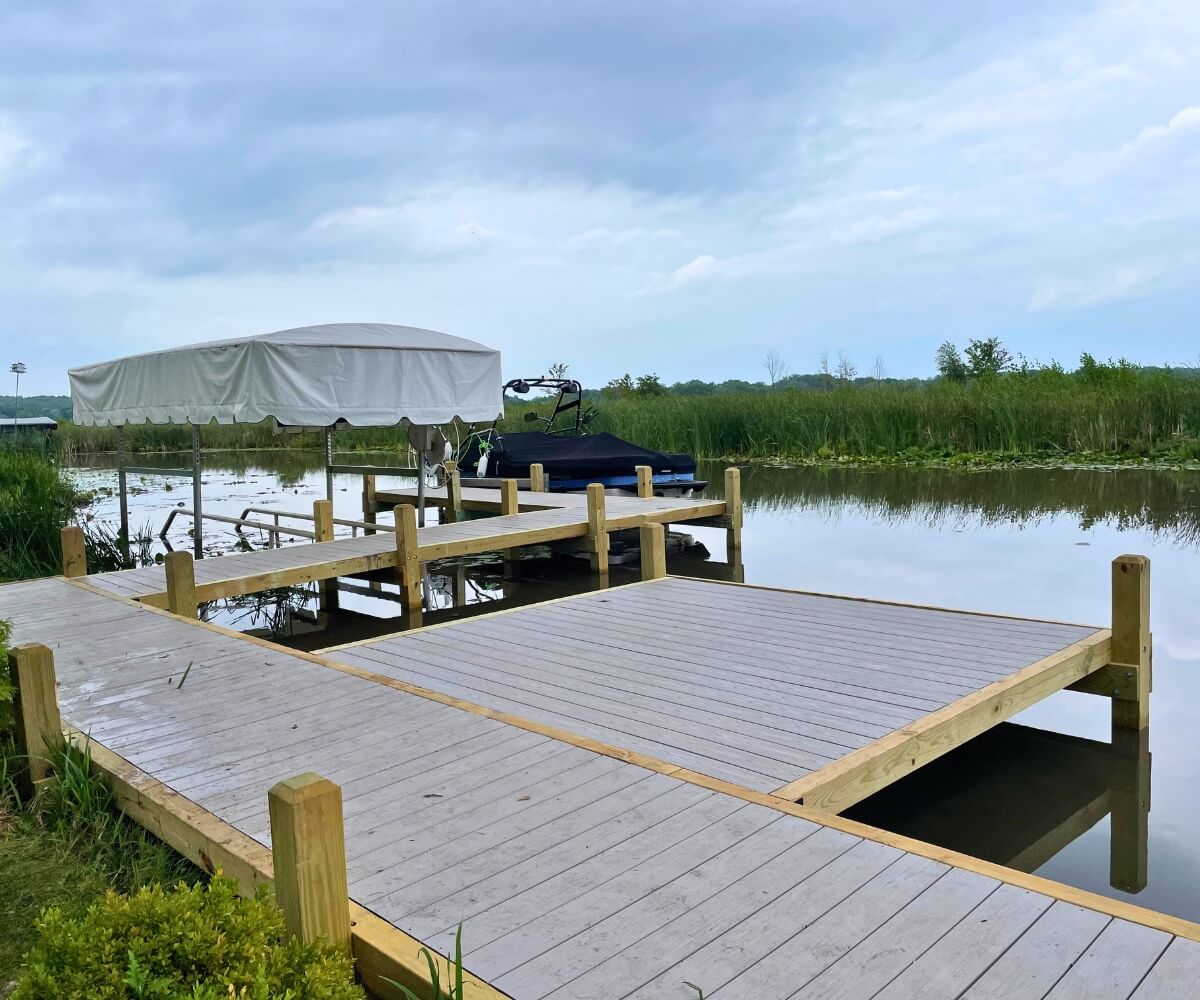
left=963, top=337, right=1012, bottom=378
left=835, top=351, right=857, bottom=382
left=935, top=341, right=969, bottom=382
left=1076, top=352, right=1137, bottom=386
left=546, top=361, right=570, bottom=380
left=817, top=349, right=833, bottom=389
left=635, top=373, right=668, bottom=397
left=763, top=351, right=789, bottom=387
left=670, top=379, right=717, bottom=396
left=601, top=374, right=636, bottom=399
left=601, top=373, right=666, bottom=398
left=872, top=356, right=888, bottom=381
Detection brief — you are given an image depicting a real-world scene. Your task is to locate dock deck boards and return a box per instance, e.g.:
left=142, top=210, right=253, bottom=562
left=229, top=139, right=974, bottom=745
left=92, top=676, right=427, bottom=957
left=83, top=487, right=727, bottom=605
left=327, top=577, right=1104, bottom=802
left=0, top=574, right=1189, bottom=999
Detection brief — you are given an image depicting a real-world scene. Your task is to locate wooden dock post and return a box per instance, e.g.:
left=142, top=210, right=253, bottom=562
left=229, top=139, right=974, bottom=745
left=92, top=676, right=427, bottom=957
left=724, top=466, right=743, bottom=560
left=639, top=522, right=667, bottom=581
left=313, top=500, right=338, bottom=611
left=500, top=478, right=519, bottom=516
left=8, top=643, right=64, bottom=799
left=587, top=483, right=609, bottom=575
left=636, top=465, right=653, bottom=499
left=1111, top=554, right=1150, bottom=731
left=313, top=499, right=334, bottom=543
left=60, top=525, right=86, bottom=578
left=394, top=504, right=422, bottom=613
left=164, top=551, right=198, bottom=619
left=530, top=463, right=547, bottom=493
left=501, top=478, right=519, bottom=573
left=267, top=772, right=351, bottom=955
left=445, top=461, right=463, bottom=523
left=361, top=474, right=377, bottom=535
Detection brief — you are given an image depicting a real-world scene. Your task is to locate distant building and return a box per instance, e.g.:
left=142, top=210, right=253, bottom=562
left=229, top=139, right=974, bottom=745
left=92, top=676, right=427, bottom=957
left=0, top=417, right=58, bottom=433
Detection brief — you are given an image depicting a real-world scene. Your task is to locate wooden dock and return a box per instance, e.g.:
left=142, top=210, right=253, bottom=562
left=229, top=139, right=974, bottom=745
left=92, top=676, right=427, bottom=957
left=3, top=530, right=1194, bottom=998
left=81, top=480, right=734, bottom=612
left=320, top=576, right=1110, bottom=810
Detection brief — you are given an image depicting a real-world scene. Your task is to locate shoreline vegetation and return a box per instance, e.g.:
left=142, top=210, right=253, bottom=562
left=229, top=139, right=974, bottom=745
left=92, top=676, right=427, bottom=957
left=9, top=344, right=1200, bottom=468
left=0, top=442, right=132, bottom=583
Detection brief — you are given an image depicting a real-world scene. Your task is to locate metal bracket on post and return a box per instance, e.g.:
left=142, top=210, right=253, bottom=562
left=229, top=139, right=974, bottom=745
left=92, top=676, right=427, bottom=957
left=191, top=424, right=203, bottom=560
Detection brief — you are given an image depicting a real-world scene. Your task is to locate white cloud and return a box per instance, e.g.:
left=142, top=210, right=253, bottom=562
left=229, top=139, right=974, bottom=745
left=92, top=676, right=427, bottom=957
left=0, top=116, right=38, bottom=180
left=646, top=253, right=722, bottom=292
left=5, top=0, right=1200, bottom=391
left=1120, top=104, right=1200, bottom=154
left=1027, top=263, right=1165, bottom=311
left=566, top=226, right=683, bottom=248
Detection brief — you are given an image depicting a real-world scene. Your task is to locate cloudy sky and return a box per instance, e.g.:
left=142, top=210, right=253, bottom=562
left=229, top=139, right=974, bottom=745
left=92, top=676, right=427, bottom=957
left=2, top=0, right=1198, bottom=394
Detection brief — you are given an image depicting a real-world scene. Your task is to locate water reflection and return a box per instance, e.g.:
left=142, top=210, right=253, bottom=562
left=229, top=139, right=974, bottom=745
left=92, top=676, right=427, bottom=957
left=734, top=462, right=1200, bottom=547
left=846, top=723, right=1151, bottom=893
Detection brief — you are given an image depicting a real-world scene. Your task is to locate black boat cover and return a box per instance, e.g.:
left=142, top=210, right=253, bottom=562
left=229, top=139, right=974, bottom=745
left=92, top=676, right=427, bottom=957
left=470, top=432, right=696, bottom=478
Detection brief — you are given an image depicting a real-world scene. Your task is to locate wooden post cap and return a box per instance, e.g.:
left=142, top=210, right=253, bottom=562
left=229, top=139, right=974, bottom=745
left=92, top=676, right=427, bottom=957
left=640, top=522, right=667, bottom=580
left=8, top=643, right=63, bottom=796
left=313, top=499, right=334, bottom=543
left=267, top=772, right=351, bottom=954
left=635, top=466, right=653, bottom=499
left=1111, top=554, right=1150, bottom=731
left=164, top=550, right=198, bottom=619
left=61, top=525, right=87, bottom=578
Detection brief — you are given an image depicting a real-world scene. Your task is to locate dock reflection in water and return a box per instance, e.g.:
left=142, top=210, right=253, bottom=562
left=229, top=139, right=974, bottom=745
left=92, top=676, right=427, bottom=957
left=847, top=723, right=1151, bottom=894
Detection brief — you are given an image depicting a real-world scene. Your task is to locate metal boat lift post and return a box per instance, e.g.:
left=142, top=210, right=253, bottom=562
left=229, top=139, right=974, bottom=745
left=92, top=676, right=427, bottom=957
left=116, top=423, right=204, bottom=560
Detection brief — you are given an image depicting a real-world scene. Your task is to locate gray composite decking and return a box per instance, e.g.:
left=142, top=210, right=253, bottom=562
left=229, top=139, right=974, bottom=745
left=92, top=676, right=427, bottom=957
left=0, top=574, right=1192, bottom=999
left=84, top=488, right=725, bottom=601
left=331, top=576, right=1100, bottom=793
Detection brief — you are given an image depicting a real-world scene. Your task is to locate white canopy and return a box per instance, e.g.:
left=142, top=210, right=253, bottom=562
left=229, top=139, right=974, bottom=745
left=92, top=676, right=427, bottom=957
left=69, top=323, right=503, bottom=428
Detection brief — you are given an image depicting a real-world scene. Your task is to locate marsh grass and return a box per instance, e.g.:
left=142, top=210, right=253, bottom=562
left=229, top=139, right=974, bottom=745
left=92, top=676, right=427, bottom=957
left=510, top=369, right=1200, bottom=462
left=47, top=369, right=1200, bottom=464
left=0, top=448, right=79, bottom=581
left=4, top=738, right=198, bottom=895
left=0, top=442, right=142, bottom=581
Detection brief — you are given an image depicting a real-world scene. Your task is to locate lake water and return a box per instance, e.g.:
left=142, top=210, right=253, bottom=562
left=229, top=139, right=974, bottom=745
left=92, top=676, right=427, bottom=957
left=67, top=452, right=1200, bottom=921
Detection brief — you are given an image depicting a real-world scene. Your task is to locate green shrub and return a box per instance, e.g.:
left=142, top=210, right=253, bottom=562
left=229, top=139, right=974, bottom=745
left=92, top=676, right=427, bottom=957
left=14, top=876, right=365, bottom=1000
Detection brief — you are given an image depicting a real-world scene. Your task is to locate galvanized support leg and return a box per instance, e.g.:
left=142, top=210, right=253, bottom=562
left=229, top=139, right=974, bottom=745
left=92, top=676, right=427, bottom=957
left=415, top=426, right=428, bottom=528
left=324, top=426, right=335, bottom=504
left=191, top=424, right=204, bottom=560
left=116, top=425, right=130, bottom=557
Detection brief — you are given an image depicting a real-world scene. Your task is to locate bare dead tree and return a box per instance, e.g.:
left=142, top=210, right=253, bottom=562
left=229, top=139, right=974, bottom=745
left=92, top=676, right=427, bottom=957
left=763, top=350, right=789, bottom=387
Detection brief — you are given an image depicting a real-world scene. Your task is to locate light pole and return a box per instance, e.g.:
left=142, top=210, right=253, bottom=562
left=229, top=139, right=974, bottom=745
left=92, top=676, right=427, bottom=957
left=9, top=362, right=25, bottom=429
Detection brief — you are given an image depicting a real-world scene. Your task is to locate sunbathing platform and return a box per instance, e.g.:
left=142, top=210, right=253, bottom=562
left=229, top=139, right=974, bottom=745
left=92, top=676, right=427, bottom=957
left=3, top=514, right=1191, bottom=999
